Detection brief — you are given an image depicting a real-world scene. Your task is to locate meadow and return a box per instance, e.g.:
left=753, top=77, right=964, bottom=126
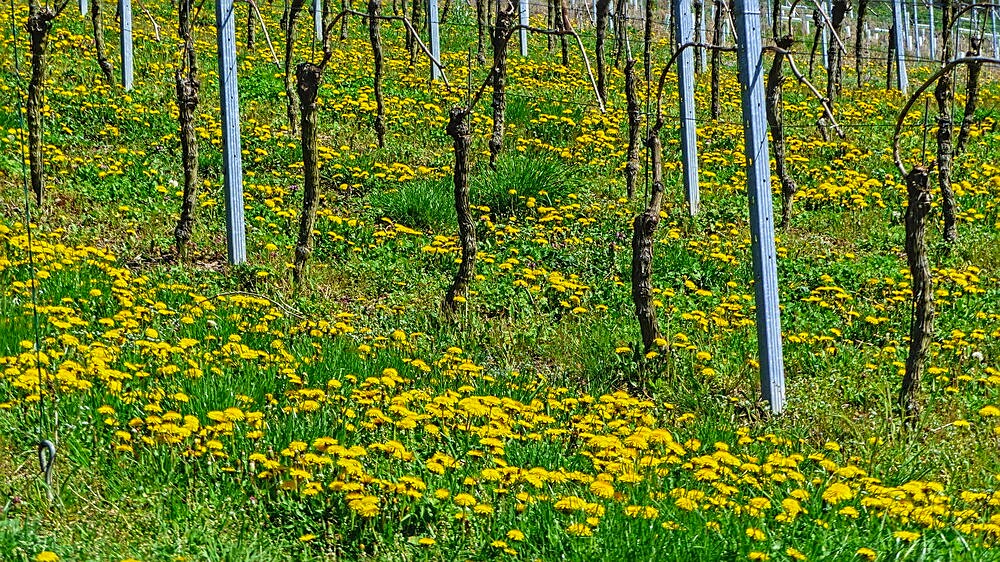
left=2, top=1, right=1000, bottom=560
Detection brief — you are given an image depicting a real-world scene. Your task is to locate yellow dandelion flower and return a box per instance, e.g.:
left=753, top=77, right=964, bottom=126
left=856, top=547, right=877, bottom=560
left=978, top=405, right=1000, bottom=417
left=838, top=506, right=860, bottom=518
left=506, top=529, right=525, bottom=541
left=746, top=527, right=766, bottom=541
left=473, top=504, right=495, bottom=515
left=589, top=480, right=615, bottom=499
left=348, top=496, right=380, bottom=517
left=747, top=552, right=770, bottom=561
left=298, top=534, right=316, bottom=542
left=35, top=553, right=59, bottom=562
left=454, top=493, right=477, bottom=507
left=676, top=496, right=698, bottom=511
left=893, top=530, right=920, bottom=542
left=786, top=547, right=807, bottom=560
left=821, top=482, right=855, bottom=504
left=566, top=523, right=593, bottom=537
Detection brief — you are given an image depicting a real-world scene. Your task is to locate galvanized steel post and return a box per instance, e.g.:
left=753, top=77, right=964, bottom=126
left=990, top=8, right=1000, bottom=57
left=674, top=0, right=699, bottom=215
left=430, top=0, right=442, bottom=79
left=821, top=0, right=829, bottom=69
left=902, top=0, right=912, bottom=52
left=80, top=0, right=87, bottom=16
left=314, top=0, right=323, bottom=40
left=120, top=0, right=133, bottom=90
left=519, top=0, right=528, bottom=56
left=892, top=0, right=908, bottom=92
left=733, top=0, right=786, bottom=414
left=216, top=0, right=248, bottom=264
left=928, top=0, right=935, bottom=60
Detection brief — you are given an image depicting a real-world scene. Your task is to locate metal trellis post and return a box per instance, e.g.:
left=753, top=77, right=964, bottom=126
left=733, top=0, right=786, bottom=414
left=80, top=0, right=87, bottom=16
left=990, top=8, right=1000, bottom=57
left=821, top=0, right=830, bottom=69
left=674, top=0, right=699, bottom=215
left=314, top=0, right=323, bottom=40
left=928, top=0, right=936, bottom=60
left=892, top=0, right=908, bottom=92
left=902, top=0, right=911, bottom=52
left=216, top=0, right=248, bottom=265
left=120, top=0, right=133, bottom=90
left=430, top=0, right=442, bottom=78
left=519, top=0, right=528, bottom=56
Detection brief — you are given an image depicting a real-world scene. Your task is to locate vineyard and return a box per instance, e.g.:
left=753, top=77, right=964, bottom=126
left=2, top=0, right=1000, bottom=559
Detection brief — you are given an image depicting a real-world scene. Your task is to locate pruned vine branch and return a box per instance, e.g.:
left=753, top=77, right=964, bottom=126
left=769, top=46, right=845, bottom=138
left=324, top=8, right=451, bottom=87
left=653, top=42, right=736, bottom=125
left=892, top=56, right=1000, bottom=176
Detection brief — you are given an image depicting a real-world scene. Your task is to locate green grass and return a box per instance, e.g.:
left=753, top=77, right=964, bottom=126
left=2, top=2, right=1000, bottom=561
left=369, top=176, right=456, bottom=232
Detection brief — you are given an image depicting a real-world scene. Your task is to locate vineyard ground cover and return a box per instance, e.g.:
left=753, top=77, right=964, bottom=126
left=2, top=0, right=1000, bottom=560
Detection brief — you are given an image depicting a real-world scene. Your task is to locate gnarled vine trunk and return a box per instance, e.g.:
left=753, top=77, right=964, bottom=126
left=443, top=107, right=476, bottom=312
left=898, top=166, right=933, bottom=425
left=247, top=2, right=256, bottom=49
left=489, top=2, right=515, bottom=167
left=27, top=2, right=57, bottom=205
left=91, top=0, right=114, bottom=83
left=284, top=0, right=306, bottom=135
left=174, top=0, right=200, bottom=259
left=546, top=0, right=554, bottom=53
left=557, top=0, right=568, bottom=65
left=408, top=0, right=422, bottom=65
left=595, top=0, right=611, bottom=104
left=643, top=0, right=654, bottom=81
left=631, top=125, right=665, bottom=352
left=293, top=62, right=324, bottom=285
left=937, top=0, right=957, bottom=242
left=368, top=0, right=386, bottom=147
left=826, top=0, right=848, bottom=103
left=956, top=37, right=982, bottom=154
left=767, top=36, right=796, bottom=229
